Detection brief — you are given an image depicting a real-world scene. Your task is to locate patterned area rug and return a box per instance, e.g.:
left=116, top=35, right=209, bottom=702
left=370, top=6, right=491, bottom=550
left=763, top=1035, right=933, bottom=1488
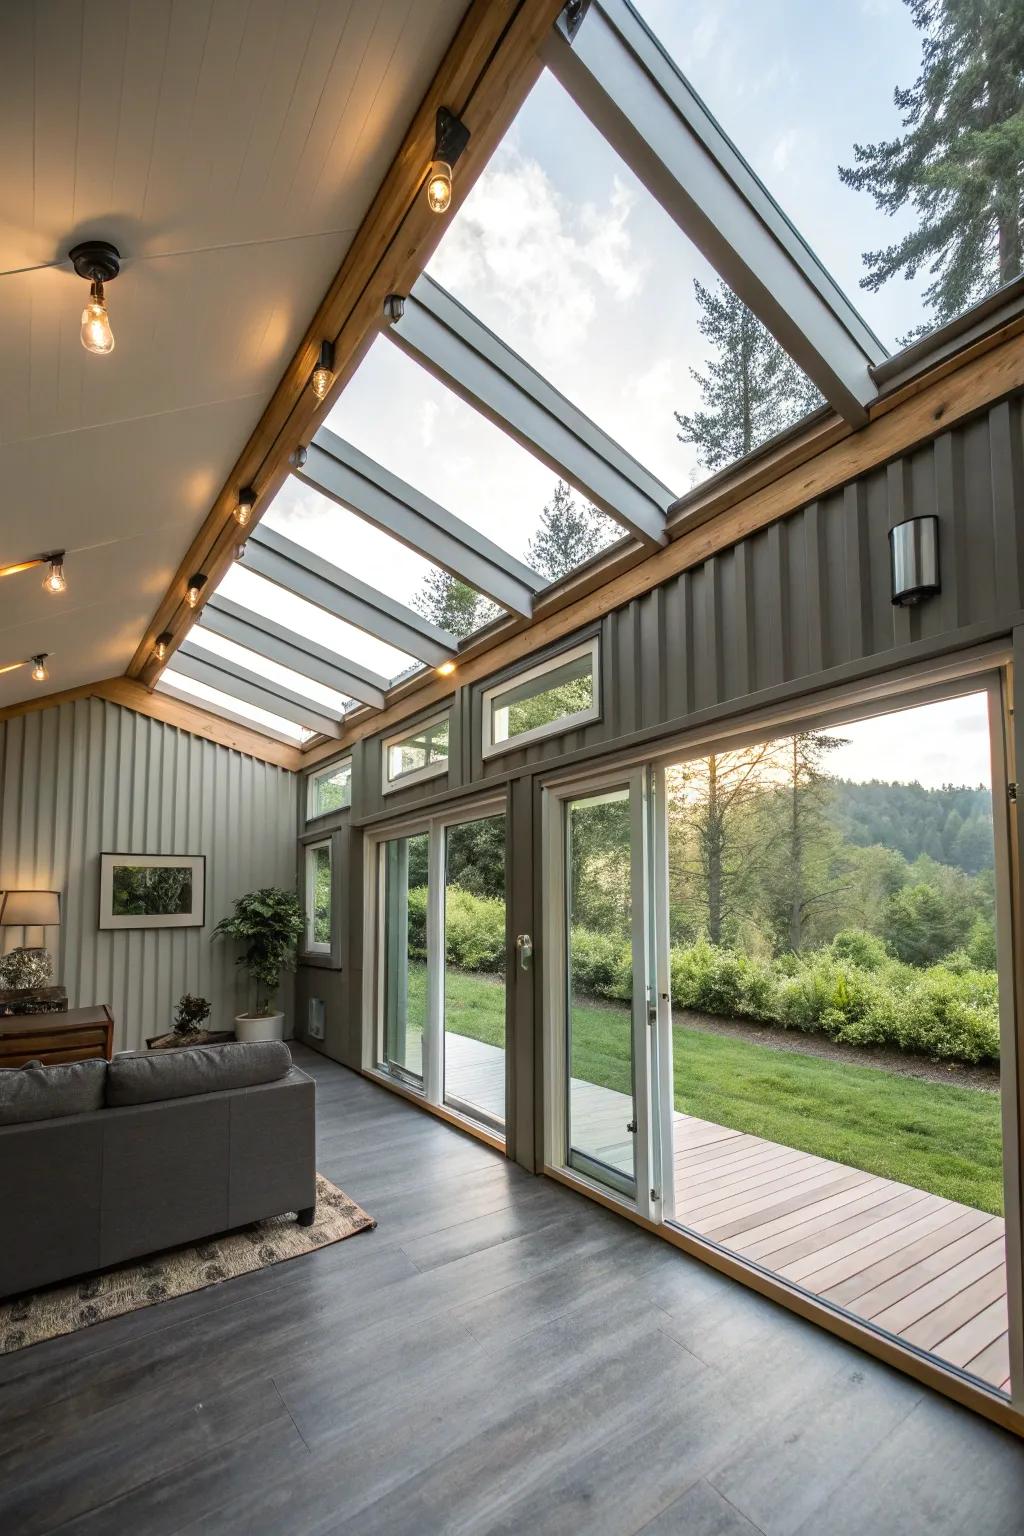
left=0, top=1174, right=374, bottom=1355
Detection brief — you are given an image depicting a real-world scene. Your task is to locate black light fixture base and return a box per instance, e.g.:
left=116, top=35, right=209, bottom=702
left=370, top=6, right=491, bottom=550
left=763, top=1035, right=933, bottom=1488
left=435, top=107, right=470, bottom=167
left=69, top=240, right=121, bottom=283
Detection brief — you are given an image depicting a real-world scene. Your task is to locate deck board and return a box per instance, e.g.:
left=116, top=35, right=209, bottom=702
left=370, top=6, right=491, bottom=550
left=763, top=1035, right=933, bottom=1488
left=442, top=1032, right=1010, bottom=1395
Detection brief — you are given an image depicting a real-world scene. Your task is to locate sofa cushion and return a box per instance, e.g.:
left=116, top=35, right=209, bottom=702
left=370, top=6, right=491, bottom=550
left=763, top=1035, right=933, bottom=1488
left=106, top=1040, right=292, bottom=1107
left=0, top=1057, right=108, bottom=1125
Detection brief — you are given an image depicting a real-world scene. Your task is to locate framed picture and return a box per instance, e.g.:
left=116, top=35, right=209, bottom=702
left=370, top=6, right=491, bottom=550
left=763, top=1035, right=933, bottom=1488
left=99, top=853, right=206, bottom=930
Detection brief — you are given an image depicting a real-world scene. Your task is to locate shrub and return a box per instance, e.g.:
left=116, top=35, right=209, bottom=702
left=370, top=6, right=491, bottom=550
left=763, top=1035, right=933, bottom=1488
left=830, top=929, right=889, bottom=971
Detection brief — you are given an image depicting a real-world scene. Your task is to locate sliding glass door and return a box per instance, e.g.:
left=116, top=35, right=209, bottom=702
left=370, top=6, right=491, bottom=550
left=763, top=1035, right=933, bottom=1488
left=370, top=801, right=508, bottom=1133
left=443, top=813, right=507, bottom=1129
left=548, top=773, right=658, bottom=1206
left=547, top=671, right=1021, bottom=1405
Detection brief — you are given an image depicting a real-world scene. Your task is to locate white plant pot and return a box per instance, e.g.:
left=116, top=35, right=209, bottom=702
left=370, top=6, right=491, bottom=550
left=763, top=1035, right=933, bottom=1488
left=234, top=1011, right=285, bottom=1043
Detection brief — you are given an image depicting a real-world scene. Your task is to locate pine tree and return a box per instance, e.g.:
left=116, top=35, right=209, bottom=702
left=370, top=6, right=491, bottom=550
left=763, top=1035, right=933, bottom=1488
left=674, top=280, right=822, bottom=474
left=839, top=0, right=1024, bottom=333
left=526, top=480, right=617, bottom=581
left=411, top=569, right=498, bottom=639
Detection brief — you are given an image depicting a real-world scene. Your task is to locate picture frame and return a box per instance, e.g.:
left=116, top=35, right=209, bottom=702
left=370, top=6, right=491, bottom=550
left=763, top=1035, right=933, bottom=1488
left=99, top=853, right=206, bottom=930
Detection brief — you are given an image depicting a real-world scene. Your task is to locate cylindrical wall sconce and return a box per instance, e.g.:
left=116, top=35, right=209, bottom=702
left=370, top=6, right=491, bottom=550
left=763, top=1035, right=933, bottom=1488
left=889, top=515, right=940, bottom=607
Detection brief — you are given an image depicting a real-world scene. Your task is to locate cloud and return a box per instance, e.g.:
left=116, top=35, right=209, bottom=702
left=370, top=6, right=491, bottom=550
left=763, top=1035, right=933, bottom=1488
left=429, top=148, right=648, bottom=365
left=771, top=129, right=799, bottom=174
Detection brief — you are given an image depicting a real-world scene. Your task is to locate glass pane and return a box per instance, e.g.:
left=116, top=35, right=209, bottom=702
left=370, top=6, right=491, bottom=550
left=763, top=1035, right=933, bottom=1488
left=218, top=563, right=421, bottom=685
left=266, top=478, right=503, bottom=641
left=492, top=648, right=594, bottom=746
left=443, top=814, right=507, bottom=1125
left=638, top=0, right=1020, bottom=349
left=326, top=337, right=621, bottom=576
left=428, top=69, right=821, bottom=495
left=189, top=626, right=353, bottom=715
left=157, top=668, right=307, bottom=742
left=311, top=761, right=351, bottom=817
left=307, top=843, right=331, bottom=949
left=567, top=787, right=635, bottom=1185
left=382, top=832, right=428, bottom=1082
left=387, top=717, right=449, bottom=783
left=664, top=693, right=1010, bottom=1396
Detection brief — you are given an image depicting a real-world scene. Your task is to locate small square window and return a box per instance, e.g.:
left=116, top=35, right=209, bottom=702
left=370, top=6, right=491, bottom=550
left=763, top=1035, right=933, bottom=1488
left=382, top=712, right=450, bottom=794
left=482, top=638, right=600, bottom=757
left=304, top=839, right=333, bottom=955
left=308, top=758, right=352, bottom=820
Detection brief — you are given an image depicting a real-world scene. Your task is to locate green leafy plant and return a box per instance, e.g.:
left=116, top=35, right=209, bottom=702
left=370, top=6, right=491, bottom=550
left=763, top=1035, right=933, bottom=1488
left=213, top=888, right=304, bottom=1017
left=173, top=993, right=211, bottom=1038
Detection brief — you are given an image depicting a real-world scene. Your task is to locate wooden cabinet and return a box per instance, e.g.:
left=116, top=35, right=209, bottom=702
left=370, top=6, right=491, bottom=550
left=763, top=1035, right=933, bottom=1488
left=0, top=1006, right=115, bottom=1068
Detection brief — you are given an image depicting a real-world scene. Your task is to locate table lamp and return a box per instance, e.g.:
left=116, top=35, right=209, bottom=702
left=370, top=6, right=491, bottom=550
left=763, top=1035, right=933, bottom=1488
left=0, top=890, right=61, bottom=991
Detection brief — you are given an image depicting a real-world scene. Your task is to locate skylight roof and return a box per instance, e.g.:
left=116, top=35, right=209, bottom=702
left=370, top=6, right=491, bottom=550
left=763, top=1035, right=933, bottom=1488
left=158, top=668, right=310, bottom=743
left=187, top=625, right=355, bottom=714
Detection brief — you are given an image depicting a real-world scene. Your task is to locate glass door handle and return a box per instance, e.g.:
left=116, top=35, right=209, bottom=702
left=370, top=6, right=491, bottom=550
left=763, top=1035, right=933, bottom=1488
left=516, top=933, right=533, bottom=971
left=626, top=1119, right=637, bottom=1134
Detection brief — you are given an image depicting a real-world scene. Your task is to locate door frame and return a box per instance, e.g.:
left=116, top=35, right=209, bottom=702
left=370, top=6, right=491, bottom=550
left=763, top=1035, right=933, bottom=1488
left=361, top=792, right=508, bottom=1134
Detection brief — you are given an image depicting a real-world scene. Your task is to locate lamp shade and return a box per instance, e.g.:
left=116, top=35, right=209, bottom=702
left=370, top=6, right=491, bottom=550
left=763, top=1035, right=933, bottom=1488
left=0, top=890, right=61, bottom=926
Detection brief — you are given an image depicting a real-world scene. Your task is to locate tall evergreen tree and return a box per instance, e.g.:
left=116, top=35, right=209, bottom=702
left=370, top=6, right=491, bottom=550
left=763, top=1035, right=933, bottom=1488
left=411, top=570, right=498, bottom=639
left=767, top=732, right=849, bottom=953
left=839, top=0, right=1024, bottom=332
left=674, top=280, right=822, bottom=473
left=527, top=480, right=617, bottom=581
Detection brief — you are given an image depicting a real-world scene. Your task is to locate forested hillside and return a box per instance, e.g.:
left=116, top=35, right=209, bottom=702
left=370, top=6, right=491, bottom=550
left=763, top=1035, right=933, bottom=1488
left=828, top=781, right=993, bottom=874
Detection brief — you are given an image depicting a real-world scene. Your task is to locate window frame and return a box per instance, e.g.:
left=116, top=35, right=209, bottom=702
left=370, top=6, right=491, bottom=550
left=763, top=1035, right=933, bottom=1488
left=306, top=756, right=352, bottom=823
left=381, top=710, right=451, bottom=795
left=481, top=636, right=601, bottom=759
left=302, top=836, right=334, bottom=959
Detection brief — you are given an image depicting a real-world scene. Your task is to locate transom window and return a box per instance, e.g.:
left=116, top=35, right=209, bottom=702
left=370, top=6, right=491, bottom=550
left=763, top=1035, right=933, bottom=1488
left=307, top=758, right=352, bottom=820
left=483, top=637, right=600, bottom=757
left=383, top=712, right=451, bottom=793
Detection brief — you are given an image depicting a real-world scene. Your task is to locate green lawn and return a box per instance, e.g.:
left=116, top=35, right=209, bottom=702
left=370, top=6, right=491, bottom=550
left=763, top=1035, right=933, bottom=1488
left=433, top=964, right=1004, bottom=1215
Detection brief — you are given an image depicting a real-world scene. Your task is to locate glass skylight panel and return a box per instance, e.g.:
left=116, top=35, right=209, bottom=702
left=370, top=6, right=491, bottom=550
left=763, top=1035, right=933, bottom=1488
left=325, top=337, right=620, bottom=577
left=188, top=626, right=354, bottom=715
left=217, top=563, right=421, bottom=685
left=427, top=69, right=822, bottom=497
left=635, top=0, right=1011, bottom=350
left=158, top=669, right=308, bottom=742
left=265, top=478, right=501, bottom=639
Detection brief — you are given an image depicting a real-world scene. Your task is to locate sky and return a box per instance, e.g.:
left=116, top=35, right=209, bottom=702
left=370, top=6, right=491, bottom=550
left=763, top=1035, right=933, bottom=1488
left=822, top=693, right=993, bottom=790
left=169, top=1, right=964, bottom=723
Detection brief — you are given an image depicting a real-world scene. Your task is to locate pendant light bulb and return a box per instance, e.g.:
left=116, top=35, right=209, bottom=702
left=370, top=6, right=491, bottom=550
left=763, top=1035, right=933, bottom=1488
left=81, top=281, right=115, bottom=355
left=426, top=160, right=453, bottom=214
left=154, top=632, right=173, bottom=662
left=185, top=573, right=207, bottom=609
left=31, top=654, right=49, bottom=683
left=233, top=488, right=255, bottom=527
left=310, top=340, right=335, bottom=402
left=42, top=555, right=67, bottom=594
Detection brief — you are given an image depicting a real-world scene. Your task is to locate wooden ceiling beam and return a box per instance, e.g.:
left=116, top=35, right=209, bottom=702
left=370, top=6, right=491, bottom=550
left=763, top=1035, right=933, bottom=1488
left=130, top=0, right=564, bottom=690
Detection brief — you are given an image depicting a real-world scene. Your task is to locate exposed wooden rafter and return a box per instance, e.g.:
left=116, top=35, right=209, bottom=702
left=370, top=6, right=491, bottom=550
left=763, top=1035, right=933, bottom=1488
left=129, top=0, right=565, bottom=690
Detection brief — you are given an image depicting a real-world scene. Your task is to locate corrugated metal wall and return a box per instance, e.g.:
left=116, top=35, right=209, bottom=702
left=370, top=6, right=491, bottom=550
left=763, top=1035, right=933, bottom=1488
left=0, top=697, right=297, bottom=1051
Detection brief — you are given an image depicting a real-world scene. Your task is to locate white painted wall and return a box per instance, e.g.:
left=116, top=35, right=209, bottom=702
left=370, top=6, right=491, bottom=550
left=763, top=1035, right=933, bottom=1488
left=0, top=698, right=297, bottom=1051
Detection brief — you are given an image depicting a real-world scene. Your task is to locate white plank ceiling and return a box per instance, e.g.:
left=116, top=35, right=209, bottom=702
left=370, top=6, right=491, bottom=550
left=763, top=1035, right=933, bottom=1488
left=0, top=0, right=468, bottom=707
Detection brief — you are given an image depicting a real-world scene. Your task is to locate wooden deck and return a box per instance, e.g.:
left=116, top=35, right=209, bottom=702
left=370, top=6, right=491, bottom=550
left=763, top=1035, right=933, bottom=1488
left=443, top=1033, right=1010, bottom=1395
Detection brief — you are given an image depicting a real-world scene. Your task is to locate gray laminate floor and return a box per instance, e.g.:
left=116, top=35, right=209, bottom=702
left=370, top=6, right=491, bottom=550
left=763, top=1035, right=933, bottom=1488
left=2, top=1044, right=1023, bottom=1535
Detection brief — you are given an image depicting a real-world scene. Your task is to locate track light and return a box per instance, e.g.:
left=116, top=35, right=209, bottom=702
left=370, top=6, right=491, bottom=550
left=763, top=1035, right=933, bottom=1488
left=185, top=573, right=207, bottom=609
left=310, top=340, right=335, bottom=402
left=42, top=554, right=66, bottom=594
left=69, top=241, right=120, bottom=355
left=426, top=107, right=470, bottom=215
left=233, top=488, right=256, bottom=527
left=31, top=655, right=49, bottom=682
left=154, top=632, right=173, bottom=662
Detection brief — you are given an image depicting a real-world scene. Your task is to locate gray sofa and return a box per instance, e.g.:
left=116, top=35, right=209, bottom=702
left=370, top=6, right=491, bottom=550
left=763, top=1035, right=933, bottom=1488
left=0, top=1041, right=316, bottom=1299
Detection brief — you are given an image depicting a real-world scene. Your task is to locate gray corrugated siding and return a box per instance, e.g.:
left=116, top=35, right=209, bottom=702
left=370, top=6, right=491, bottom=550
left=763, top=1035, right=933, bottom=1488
left=0, top=698, right=297, bottom=1051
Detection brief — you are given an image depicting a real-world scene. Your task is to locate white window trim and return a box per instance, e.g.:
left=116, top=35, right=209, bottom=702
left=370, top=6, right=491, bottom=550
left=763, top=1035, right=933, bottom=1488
left=481, top=636, right=600, bottom=759
left=306, top=756, right=352, bottom=822
left=381, top=710, right=451, bottom=796
left=303, top=837, right=333, bottom=956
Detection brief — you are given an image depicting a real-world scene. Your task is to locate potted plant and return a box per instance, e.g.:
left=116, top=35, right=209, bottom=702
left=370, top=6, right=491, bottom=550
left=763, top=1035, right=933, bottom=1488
left=147, top=992, right=213, bottom=1050
left=213, top=887, right=303, bottom=1043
